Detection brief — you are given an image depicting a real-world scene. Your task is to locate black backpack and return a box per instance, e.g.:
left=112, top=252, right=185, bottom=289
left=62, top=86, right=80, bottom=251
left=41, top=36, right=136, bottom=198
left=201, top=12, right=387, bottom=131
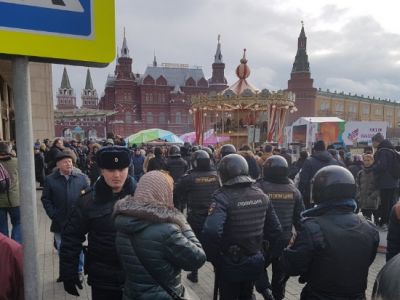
left=379, top=148, right=400, bottom=179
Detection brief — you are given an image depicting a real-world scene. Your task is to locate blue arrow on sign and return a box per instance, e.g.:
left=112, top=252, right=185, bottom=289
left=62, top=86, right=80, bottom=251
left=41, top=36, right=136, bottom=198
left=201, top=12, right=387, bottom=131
left=0, top=0, right=93, bottom=38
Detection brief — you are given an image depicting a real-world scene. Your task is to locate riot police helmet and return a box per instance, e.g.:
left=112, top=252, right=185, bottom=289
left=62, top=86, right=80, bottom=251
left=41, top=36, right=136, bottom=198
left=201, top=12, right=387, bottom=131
left=218, top=154, right=254, bottom=186
left=202, top=146, right=213, bottom=159
left=169, top=145, right=181, bottom=157
left=220, top=144, right=236, bottom=157
left=311, top=165, right=356, bottom=204
left=263, top=155, right=289, bottom=180
left=192, top=150, right=211, bottom=170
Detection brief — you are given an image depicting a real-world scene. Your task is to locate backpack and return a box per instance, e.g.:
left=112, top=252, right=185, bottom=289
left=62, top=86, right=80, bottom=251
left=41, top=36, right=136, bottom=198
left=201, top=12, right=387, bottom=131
left=0, top=163, right=11, bottom=202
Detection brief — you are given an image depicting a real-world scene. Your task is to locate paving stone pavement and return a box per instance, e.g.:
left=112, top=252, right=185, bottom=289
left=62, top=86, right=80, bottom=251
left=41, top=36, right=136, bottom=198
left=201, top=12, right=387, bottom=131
left=36, top=189, right=386, bottom=299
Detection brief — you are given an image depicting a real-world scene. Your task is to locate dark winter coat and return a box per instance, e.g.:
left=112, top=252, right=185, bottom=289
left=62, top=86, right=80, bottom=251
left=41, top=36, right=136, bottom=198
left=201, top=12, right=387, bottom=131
left=59, top=176, right=136, bottom=290
left=147, top=155, right=167, bottom=172
left=114, top=201, right=206, bottom=300
left=239, top=150, right=260, bottom=180
left=283, top=200, right=379, bottom=300
left=34, top=151, right=45, bottom=186
left=166, top=157, right=188, bottom=182
left=348, top=161, right=363, bottom=180
left=298, top=150, right=340, bottom=206
left=131, top=154, right=145, bottom=177
left=373, top=139, right=399, bottom=189
left=356, top=167, right=380, bottom=210
left=387, top=202, right=400, bottom=261
left=41, top=169, right=89, bottom=232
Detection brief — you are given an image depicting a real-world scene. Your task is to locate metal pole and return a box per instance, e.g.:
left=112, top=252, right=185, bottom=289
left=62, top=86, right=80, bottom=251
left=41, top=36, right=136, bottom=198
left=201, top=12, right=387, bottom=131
left=12, top=56, right=40, bottom=300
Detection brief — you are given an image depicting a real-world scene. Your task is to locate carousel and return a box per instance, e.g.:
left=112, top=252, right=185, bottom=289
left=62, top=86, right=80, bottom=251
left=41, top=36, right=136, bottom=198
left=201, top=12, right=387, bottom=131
left=190, top=49, right=297, bottom=148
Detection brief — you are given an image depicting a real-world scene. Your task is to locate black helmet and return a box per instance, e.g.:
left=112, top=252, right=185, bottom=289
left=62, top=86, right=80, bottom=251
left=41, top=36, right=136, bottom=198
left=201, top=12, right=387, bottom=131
left=218, top=154, right=254, bottom=186
left=192, top=145, right=200, bottom=152
left=202, top=146, right=213, bottom=159
left=220, top=144, right=236, bottom=157
left=169, top=145, right=181, bottom=157
left=263, top=155, right=288, bottom=180
left=311, top=165, right=356, bottom=204
left=192, top=150, right=211, bottom=170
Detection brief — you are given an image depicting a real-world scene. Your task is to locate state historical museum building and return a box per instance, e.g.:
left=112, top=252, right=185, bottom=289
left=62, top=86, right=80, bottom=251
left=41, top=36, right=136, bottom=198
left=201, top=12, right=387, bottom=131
left=99, top=35, right=228, bottom=137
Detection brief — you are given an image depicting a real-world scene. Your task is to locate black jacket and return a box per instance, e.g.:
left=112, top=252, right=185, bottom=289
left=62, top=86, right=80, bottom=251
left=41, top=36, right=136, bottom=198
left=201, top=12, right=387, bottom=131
left=255, top=178, right=304, bottom=239
left=387, top=202, right=400, bottom=261
left=298, top=151, right=340, bottom=206
left=147, top=155, right=167, bottom=172
left=166, top=157, right=188, bottom=182
left=175, top=168, right=220, bottom=232
left=59, top=176, right=136, bottom=290
left=283, top=200, right=379, bottom=300
left=373, top=139, right=399, bottom=189
left=41, top=169, right=89, bottom=233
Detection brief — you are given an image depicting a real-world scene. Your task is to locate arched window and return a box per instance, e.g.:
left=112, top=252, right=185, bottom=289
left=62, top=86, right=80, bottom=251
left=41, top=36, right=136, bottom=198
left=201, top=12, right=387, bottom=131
left=146, top=112, right=153, bottom=124
left=175, top=112, right=181, bottom=124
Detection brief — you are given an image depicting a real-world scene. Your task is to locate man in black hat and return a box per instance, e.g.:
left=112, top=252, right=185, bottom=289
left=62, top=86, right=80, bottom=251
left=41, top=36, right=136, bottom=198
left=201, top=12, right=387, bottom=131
left=59, top=146, right=136, bottom=300
left=298, top=140, right=340, bottom=208
left=41, top=151, right=90, bottom=276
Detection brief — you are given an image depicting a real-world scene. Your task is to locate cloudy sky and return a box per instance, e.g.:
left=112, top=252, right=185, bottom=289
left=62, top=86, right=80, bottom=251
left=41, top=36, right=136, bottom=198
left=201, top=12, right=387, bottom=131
left=52, top=0, right=400, bottom=106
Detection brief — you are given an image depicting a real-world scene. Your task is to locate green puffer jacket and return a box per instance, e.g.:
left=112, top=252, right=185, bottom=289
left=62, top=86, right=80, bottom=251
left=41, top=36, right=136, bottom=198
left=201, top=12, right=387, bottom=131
left=0, top=156, right=19, bottom=208
left=114, top=200, right=206, bottom=300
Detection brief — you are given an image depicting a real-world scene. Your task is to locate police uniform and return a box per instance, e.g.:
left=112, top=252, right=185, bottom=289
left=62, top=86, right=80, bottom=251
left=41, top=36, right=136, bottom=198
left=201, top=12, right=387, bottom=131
left=202, top=154, right=282, bottom=300
left=282, top=166, right=379, bottom=300
left=59, top=146, right=136, bottom=300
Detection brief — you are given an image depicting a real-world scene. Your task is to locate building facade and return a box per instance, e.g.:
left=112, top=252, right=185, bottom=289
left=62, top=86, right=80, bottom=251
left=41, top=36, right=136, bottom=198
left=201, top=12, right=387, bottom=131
left=287, top=24, right=400, bottom=138
left=98, top=34, right=227, bottom=137
left=0, top=60, right=54, bottom=141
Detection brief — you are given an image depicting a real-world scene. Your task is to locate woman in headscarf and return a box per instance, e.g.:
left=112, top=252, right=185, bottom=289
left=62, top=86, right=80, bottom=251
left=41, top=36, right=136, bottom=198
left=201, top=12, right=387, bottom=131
left=114, top=171, right=206, bottom=300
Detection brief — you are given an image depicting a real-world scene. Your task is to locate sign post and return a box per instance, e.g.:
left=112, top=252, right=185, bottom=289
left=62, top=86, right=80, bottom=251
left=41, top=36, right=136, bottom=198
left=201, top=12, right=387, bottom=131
left=0, top=1, right=115, bottom=299
left=13, top=56, right=40, bottom=300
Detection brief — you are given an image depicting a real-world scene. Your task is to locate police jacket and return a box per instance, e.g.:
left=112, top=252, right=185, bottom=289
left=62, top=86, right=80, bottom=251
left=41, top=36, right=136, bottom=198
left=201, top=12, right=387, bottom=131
left=41, top=169, right=89, bottom=233
left=59, top=176, right=136, bottom=290
left=283, top=199, right=379, bottom=300
left=166, top=157, right=188, bottom=182
left=256, top=178, right=304, bottom=239
left=175, top=168, right=220, bottom=232
left=202, top=183, right=282, bottom=264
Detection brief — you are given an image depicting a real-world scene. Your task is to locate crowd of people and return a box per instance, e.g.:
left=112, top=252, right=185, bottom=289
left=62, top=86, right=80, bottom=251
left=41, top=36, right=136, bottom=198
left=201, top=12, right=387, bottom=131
left=2, top=131, right=400, bottom=299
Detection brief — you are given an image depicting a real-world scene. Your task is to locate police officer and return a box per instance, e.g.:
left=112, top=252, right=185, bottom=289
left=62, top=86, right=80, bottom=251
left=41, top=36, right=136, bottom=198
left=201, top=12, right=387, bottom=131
left=166, top=145, right=188, bottom=210
left=175, top=150, right=220, bottom=283
left=255, top=155, right=304, bottom=300
left=219, top=143, right=236, bottom=158
left=59, top=146, right=137, bottom=300
left=202, top=154, right=282, bottom=300
left=283, top=165, right=379, bottom=300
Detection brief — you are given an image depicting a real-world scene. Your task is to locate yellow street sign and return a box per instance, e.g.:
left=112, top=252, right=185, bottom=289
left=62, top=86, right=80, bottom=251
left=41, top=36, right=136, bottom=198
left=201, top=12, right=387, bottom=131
left=0, top=0, right=115, bottom=66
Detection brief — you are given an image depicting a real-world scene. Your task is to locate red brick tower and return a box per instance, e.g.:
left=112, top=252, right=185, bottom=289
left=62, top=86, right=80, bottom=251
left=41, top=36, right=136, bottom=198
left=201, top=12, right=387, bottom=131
left=56, top=67, right=77, bottom=109
left=208, top=35, right=228, bottom=93
left=287, top=22, right=317, bottom=124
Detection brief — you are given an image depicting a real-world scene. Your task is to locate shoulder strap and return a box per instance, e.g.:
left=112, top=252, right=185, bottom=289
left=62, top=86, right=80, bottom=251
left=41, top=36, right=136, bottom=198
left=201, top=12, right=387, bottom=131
left=129, top=238, right=185, bottom=300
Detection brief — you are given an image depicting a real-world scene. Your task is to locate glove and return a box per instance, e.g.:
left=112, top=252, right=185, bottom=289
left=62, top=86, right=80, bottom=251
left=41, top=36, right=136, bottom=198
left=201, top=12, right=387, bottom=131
left=63, top=278, right=83, bottom=296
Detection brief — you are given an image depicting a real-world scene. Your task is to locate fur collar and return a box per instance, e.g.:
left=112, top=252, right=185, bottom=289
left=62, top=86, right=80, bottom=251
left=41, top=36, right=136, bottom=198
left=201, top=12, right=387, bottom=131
left=114, top=197, right=186, bottom=229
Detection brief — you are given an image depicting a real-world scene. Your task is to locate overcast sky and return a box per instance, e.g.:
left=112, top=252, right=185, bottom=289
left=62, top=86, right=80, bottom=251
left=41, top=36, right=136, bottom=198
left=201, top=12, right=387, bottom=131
left=52, top=0, right=400, bottom=106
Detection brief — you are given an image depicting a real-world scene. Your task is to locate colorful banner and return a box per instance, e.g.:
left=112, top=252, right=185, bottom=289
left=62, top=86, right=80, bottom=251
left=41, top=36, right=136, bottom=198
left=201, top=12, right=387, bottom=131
left=341, top=121, right=388, bottom=145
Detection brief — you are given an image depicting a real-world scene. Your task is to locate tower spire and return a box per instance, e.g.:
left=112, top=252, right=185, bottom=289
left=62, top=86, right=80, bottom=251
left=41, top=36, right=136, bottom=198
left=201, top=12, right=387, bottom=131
left=85, top=69, right=94, bottom=90
left=60, top=66, right=71, bottom=89
left=214, top=34, right=223, bottom=63
left=153, top=49, right=157, bottom=67
left=292, top=21, right=310, bottom=73
left=121, top=27, right=130, bottom=57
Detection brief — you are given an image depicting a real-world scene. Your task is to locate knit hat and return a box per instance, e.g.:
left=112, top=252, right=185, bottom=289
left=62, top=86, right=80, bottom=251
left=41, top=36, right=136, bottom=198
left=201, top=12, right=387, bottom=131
left=133, top=171, right=174, bottom=207
left=0, top=142, right=10, bottom=154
